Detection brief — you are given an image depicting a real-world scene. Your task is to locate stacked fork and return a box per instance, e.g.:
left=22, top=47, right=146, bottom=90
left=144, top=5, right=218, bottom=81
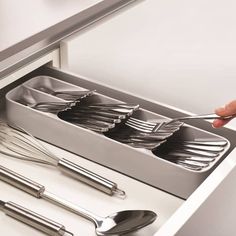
left=106, top=117, right=183, bottom=150
left=125, top=117, right=183, bottom=133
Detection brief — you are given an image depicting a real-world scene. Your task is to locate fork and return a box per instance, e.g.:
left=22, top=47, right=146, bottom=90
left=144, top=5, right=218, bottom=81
left=126, top=113, right=234, bottom=133
left=156, top=113, right=235, bottom=131
left=125, top=117, right=184, bottom=133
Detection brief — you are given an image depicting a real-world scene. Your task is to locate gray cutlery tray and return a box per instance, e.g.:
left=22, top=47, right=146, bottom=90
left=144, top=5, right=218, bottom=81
left=5, top=70, right=230, bottom=199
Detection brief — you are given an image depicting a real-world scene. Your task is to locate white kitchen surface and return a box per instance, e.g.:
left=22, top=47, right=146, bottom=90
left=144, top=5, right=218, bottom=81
left=61, top=0, right=236, bottom=128
left=0, top=140, right=183, bottom=235
left=0, top=0, right=103, bottom=53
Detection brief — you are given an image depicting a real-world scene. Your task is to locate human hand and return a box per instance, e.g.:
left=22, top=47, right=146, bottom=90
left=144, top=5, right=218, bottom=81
left=213, top=100, right=236, bottom=128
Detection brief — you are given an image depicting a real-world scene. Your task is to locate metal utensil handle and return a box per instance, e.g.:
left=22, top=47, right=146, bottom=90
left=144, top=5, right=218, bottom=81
left=2, top=201, right=67, bottom=236
left=182, top=140, right=228, bottom=147
left=176, top=113, right=234, bottom=121
left=58, top=158, right=125, bottom=196
left=0, top=165, right=44, bottom=197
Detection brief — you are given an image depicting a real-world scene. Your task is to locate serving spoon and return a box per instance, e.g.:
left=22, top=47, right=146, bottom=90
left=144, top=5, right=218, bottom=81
left=0, top=165, right=157, bottom=235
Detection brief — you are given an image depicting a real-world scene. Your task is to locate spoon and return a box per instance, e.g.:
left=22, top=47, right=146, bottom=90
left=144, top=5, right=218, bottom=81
left=37, top=86, right=95, bottom=101
left=0, top=165, right=157, bottom=235
left=16, top=90, right=73, bottom=112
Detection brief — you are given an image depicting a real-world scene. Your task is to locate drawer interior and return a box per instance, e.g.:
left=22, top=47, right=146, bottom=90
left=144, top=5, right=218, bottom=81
left=4, top=65, right=234, bottom=199
left=1, top=65, right=236, bottom=235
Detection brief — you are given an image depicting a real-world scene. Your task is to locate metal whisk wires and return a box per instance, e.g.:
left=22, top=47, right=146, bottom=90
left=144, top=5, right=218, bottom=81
left=0, top=121, right=58, bottom=166
left=0, top=121, right=126, bottom=198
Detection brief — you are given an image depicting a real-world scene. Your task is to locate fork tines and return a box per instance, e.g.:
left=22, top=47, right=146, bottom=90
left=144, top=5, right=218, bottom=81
left=125, top=117, right=184, bottom=133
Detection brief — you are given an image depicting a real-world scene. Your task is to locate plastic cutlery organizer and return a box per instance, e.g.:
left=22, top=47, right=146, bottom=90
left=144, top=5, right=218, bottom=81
left=5, top=67, right=230, bottom=199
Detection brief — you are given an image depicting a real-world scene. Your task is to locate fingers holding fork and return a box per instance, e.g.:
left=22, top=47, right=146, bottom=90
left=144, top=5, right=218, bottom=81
left=213, top=100, right=236, bottom=128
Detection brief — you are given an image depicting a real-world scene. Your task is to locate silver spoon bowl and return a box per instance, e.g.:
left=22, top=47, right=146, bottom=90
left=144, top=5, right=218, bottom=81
left=43, top=190, right=157, bottom=236
left=94, top=210, right=157, bottom=235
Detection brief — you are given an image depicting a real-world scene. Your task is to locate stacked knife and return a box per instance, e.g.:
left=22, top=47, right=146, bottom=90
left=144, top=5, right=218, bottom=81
left=153, top=138, right=228, bottom=171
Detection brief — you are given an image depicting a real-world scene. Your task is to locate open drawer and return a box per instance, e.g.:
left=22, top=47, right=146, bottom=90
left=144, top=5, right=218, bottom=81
left=1, top=0, right=236, bottom=234
left=5, top=65, right=233, bottom=199
left=1, top=62, right=236, bottom=236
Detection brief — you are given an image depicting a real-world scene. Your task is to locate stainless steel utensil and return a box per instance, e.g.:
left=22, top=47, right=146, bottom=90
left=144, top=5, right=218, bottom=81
left=57, top=114, right=116, bottom=132
left=126, top=113, right=235, bottom=133
left=0, top=165, right=157, bottom=236
left=65, top=109, right=127, bottom=120
left=126, top=117, right=184, bottom=133
left=58, top=109, right=127, bottom=132
left=17, top=96, right=75, bottom=112
left=107, top=129, right=170, bottom=149
left=167, top=113, right=234, bottom=122
left=155, top=113, right=235, bottom=131
left=17, top=86, right=141, bottom=133
left=0, top=121, right=125, bottom=198
left=70, top=106, right=137, bottom=117
left=176, top=143, right=225, bottom=152
left=106, top=119, right=175, bottom=149
left=61, top=112, right=122, bottom=124
left=171, top=159, right=209, bottom=171
left=168, top=148, right=219, bottom=158
left=112, top=137, right=165, bottom=149
left=16, top=86, right=96, bottom=112
left=79, top=103, right=139, bottom=110
left=0, top=200, right=73, bottom=236
left=18, top=91, right=137, bottom=115
left=37, top=86, right=95, bottom=101
left=58, top=103, right=139, bottom=133
left=62, top=120, right=111, bottom=133
left=180, top=140, right=228, bottom=147
left=153, top=139, right=228, bottom=171
left=167, top=155, right=215, bottom=163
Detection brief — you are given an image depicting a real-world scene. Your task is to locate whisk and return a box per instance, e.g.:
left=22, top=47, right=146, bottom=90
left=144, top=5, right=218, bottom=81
left=0, top=121, right=125, bottom=198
